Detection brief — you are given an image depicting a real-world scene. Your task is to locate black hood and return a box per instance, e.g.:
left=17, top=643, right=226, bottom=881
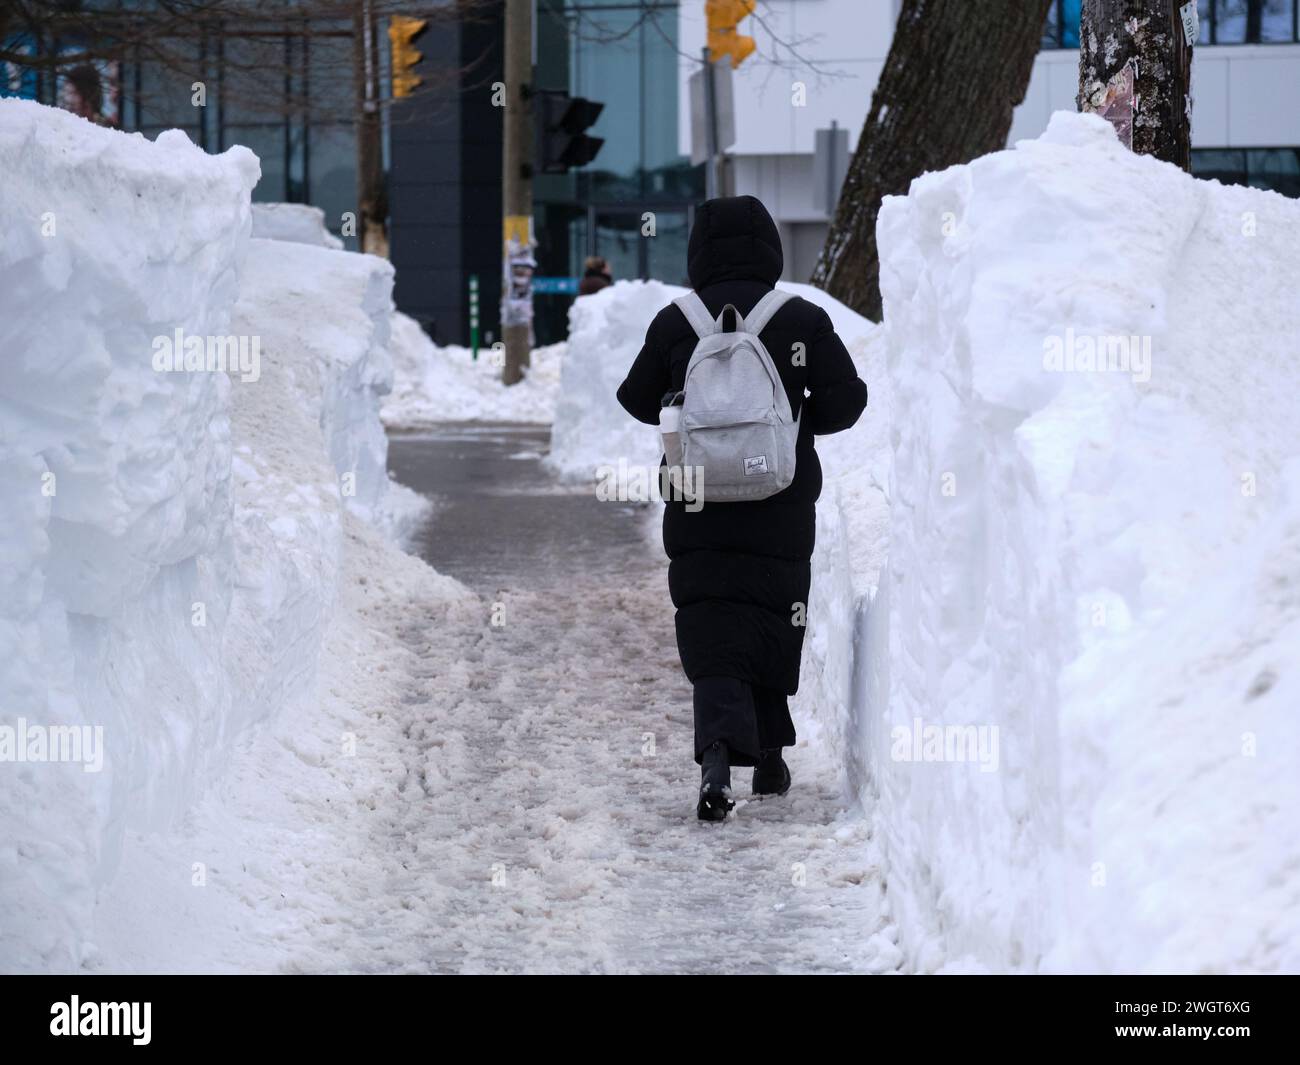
left=687, top=195, right=783, bottom=290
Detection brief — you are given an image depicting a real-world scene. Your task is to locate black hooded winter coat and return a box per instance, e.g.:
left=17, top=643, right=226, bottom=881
left=616, top=196, right=867, bottom=696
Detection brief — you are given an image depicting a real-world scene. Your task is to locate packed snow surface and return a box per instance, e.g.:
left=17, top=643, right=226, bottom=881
left=91, top=429, right=897, bottom=973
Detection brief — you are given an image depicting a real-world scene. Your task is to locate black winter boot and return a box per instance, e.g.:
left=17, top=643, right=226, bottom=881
left=697, top=741, right=734, bottom=822
left=752, top=748, right=791, bottom=796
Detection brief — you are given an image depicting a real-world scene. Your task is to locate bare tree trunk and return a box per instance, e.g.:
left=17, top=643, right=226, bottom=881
left=1078, top=0, right=1193, bottom=171
left=812, top=0, right=1051, bottom=322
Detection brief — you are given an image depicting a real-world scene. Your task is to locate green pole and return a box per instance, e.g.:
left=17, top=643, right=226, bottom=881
left=468, top=274, right=480, bottom=361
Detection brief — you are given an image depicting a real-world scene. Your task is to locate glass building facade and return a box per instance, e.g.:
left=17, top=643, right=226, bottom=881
left=1191, top=147, right=1300, bottom=196
left=2, top=13, right=361, bottom=249
left=531, top=0, right=704, bottom=343
left=1043, top=0, right=1300, bottom=47
left=1193, top=0, right=1300, bottom=43
left=125, top=24, right=360, bottom=249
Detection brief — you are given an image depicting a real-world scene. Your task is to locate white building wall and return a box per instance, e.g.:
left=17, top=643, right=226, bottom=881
left=678, top=0, right=1300, bottom=280
left=1011, top=43, right=1300, bottom=147
left=677, top=0, right=897, bottom=159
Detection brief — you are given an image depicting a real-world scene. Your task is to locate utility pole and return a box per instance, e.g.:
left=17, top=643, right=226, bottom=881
left=501, top=0, right=534, bottom=387
left=1078, top=0, right=1194, bottom=171
left=354, top=0, right=388, bottom=258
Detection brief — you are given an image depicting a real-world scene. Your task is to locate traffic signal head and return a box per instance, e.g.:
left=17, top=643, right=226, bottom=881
left=389, top=15, right=428, bottom=98
left=706, top=0, right=756, bottom=68
left=536, top=91, right=605, bottom=173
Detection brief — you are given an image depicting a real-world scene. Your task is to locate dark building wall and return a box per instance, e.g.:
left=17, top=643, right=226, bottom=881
left=457, top=7, right=505, bottom=347
left=389, top=3, right=503, bottom=346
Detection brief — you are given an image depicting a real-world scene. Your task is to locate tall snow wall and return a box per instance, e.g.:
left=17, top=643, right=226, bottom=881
left=872, top=111, right=1300, bottom=973
left=0, top=101, right=402, bottom=971
left=0, top=100, right=258, bottom=967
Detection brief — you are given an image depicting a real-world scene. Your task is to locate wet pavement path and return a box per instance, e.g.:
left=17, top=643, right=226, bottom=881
left=372, top=424, right=897, bottom=973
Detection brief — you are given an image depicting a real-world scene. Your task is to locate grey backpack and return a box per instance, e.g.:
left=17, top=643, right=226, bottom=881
left=669, top=288, right=797, bottom=502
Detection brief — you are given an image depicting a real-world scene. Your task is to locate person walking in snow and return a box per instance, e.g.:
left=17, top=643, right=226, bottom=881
left=617, top=195, right=867, bottom=821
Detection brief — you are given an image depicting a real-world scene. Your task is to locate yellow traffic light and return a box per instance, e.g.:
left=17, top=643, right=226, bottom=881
left=706, top=0, right=756, bottom=68
left=389, top=15, right=427, bottom=98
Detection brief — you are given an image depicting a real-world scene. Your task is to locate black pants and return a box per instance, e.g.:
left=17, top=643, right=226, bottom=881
left=692, top=676, right=796, bottom=767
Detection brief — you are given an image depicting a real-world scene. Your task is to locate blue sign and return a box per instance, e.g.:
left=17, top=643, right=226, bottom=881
left=532, top=276, right=579, bottom=295
left=1, top=33, right=39, bottom=100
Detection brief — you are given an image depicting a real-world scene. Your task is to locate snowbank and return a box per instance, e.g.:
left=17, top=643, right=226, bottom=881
left=382, top=312, right=561, bottom=427
left=0, top=100, right=259, bottom=967
left=545, top=280, right=682, bottom=481
left=87, top=493, right=473, bottom=974
left=219, top=236, right=405, bottom=742
left=0, top=101, right=441, bottom=970
left=873, top=111, right=1300, bottom=973
left=237, top=238, right=396, bottom=525
left=251, top=202, right=344, bottom=249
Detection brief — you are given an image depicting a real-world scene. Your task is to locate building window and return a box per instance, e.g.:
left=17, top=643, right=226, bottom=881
left=1041, top=0, right=1083, bottom=49
left=125, top=29, right=355, bottom=248
left=1192, top=147, right=1300, bottom=197
left=1, top=19, right=360, bottom=249
left=558, top=0, right=700, bottom=204
left=1204, top=0, right=1299, bottom=42
left=530, top=1, right=700, bottom=344
left=1043, top=0, right=1300, bottom=47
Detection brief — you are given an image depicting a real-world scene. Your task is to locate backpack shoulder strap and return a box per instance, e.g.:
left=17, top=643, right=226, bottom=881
left=673, top=292, right=716, bottom=340
left=741, top=288, right=794, bottom=337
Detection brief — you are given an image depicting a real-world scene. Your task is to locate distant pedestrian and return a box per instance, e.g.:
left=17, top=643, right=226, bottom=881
left=61, top=64, right=114, bottom=127
left=578, top=255, right=613, bottom=295
left=617, top=195, right=867, bottom=822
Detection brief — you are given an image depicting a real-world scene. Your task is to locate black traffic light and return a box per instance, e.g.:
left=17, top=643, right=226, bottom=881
left=535, top=91, right=605, bottom=174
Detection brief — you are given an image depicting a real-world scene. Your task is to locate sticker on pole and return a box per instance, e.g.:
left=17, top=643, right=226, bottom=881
left=1096, top=60, right=1136, bottom=149
left=1179, top=1, right=1199, bottom=45
left=502, top=217, right=536, bottom=330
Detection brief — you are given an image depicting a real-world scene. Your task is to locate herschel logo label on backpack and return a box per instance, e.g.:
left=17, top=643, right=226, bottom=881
left=668, top=289, right=800, bottom=503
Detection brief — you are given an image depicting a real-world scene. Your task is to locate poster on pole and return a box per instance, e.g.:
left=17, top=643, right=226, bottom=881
left=501, top=214, right=535, bottom=329
left=1096, top=60, right=1136, bottom=150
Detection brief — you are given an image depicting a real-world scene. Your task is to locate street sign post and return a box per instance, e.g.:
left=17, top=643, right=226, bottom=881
left=688, top=56, right=735, bottom=168
left=812, top=121, right=850, bottom=217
